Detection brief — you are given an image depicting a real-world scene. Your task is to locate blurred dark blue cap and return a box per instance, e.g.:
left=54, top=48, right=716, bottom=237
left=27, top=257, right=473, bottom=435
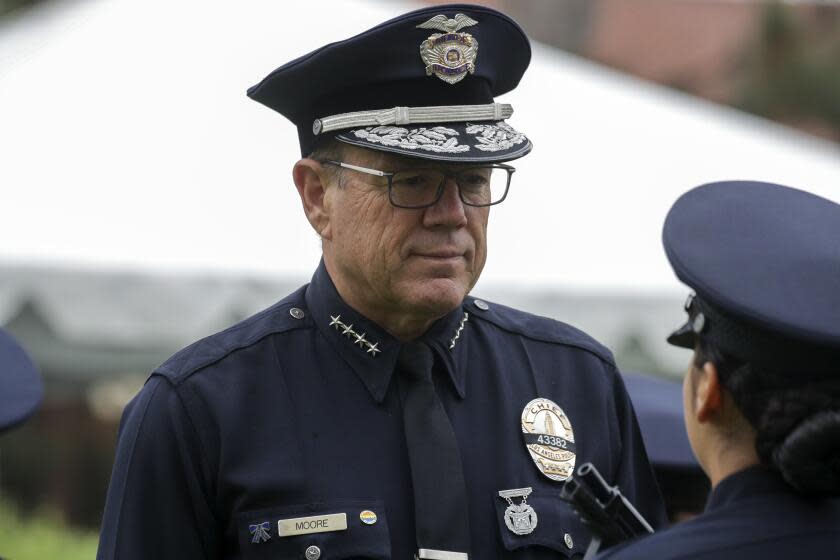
left=0, top=328, right=42, bottom=433
left=622, top=372, right=698, bottom=469
left=664, top=181, right=840, bottom=373
left=248, top=4, right=532, bottom=162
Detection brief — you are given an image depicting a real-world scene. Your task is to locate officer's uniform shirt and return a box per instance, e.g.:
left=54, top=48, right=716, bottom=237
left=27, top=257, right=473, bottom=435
left=597, top=466, right=840, bottom=560
left=97, top=261, right=665, bottom=559
left=595, top=180, right=840, bottom=560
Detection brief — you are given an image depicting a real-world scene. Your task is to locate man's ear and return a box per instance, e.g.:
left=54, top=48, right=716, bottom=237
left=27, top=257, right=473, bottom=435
left=293, top=159, right=333, bottom=240
left=695, top=361, right=723, bottom=423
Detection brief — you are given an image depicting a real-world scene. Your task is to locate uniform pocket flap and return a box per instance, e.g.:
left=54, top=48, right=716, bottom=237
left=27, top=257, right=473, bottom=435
left=494, top=490, right=590, bottom=556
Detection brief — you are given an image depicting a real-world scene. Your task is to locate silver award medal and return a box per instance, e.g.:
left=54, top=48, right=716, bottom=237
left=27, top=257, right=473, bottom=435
left=416, top=14, right=479, bottom=84
left=521, top=398, right=577, bottom=481
left=498, top=487, right=538, bottom=536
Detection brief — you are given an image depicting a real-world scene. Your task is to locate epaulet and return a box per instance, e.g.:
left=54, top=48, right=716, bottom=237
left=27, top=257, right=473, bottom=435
left=154, top=285, right=310, bottom=384
left=464, top=296, right=616, bottom=367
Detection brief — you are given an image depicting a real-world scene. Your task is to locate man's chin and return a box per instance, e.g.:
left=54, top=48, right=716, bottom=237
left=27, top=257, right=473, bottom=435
left=403, top=277, right=470, bottom=315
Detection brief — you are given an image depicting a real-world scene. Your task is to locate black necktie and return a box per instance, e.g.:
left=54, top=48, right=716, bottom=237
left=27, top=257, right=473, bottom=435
left=397, top=342, right=471, bottom=558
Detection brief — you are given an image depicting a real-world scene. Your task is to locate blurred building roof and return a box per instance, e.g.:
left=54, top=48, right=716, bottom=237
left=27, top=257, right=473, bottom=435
left=0, top=266, right=299, bottom=347
left=0, top=265, right=302, bottom=388
left=0, top=263, right=692, bottom=394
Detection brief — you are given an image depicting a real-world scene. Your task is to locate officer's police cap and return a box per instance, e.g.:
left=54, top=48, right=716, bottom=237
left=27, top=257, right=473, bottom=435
left=247, top=4, right=532, bottom=162
left=664, top=180, right=840, bottom=373
left=0, top=329, right=42, bottom=433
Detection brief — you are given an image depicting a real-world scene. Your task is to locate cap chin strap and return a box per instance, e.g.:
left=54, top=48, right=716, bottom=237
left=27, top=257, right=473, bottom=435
left=313, top=102, right=512, bottom=134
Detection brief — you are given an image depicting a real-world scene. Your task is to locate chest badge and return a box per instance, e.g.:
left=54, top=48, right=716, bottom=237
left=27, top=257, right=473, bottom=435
left=417, top=14, right=479, bottom=85
left=521, top=398, right=577, bottom=481
left=498, top=487, right=538, bottom=535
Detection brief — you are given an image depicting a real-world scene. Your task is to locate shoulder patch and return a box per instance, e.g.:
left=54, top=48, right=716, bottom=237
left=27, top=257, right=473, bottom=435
left=155, top=285, right=311, bottom=383
left=465, top=296, right=615, bottom=366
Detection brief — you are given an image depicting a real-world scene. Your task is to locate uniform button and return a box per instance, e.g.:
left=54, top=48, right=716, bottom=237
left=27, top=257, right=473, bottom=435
left=289, top=307, right=305, bottom=319
left=473, top=299, right=489, bottom=311
left=305, top=545, right=321, bottom=560
left=564, top=533, right=573, bottom=549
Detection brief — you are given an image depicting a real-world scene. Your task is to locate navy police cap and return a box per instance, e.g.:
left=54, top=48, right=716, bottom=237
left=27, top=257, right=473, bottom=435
left=0, top=329, right=42, bottom=433
left=664, top=181, right=840, bottom=373
left=248, top=4, right=532, bottom=162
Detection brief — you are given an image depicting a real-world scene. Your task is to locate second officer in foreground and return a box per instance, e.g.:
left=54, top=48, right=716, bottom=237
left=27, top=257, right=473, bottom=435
left=597, top=181, right=840, bottom=559
left=97, top=5, right=665, bottom=559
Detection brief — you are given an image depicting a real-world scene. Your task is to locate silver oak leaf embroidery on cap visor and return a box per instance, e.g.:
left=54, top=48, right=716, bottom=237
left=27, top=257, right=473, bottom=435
left=466, top=122, right=526, bottom=152
left=350, top=122, right=527, bottom=154
left=352, top=126, right=470, bottom=153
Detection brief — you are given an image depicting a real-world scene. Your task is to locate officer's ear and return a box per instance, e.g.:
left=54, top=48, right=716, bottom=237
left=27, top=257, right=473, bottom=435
left=293, top=158, right=333, bottom=240
left=694, top=361, right=723, bottom=424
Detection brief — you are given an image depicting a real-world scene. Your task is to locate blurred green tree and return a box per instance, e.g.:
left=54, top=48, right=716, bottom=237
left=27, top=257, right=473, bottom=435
left=0, top=499, right=98, bottom=560
left=737, top=1, right=840, bottom=142
left=0, top=0, right=45, bottom=18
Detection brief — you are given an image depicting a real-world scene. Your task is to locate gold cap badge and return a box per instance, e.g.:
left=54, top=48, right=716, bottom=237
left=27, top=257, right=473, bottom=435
left=417, top=14, right=479, bottom=84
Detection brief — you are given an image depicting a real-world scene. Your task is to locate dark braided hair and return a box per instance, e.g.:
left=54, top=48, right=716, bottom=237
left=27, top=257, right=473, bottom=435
left=694, top=338, right=840, bottom=496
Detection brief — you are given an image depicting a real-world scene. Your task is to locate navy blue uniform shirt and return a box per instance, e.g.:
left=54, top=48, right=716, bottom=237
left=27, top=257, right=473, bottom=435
left=97, top=262, right=665, bottom=559
left=596, top=466, right=840, bottom=560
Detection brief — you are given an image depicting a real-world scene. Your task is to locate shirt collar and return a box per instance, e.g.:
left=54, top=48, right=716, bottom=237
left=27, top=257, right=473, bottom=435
left=705, top=465, right=790, bottom=512
left=305, top=260, right=470, bottom=403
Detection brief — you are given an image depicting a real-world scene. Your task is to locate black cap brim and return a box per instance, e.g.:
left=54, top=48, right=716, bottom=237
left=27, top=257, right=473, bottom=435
left=667, top=321, right=696, bottom=350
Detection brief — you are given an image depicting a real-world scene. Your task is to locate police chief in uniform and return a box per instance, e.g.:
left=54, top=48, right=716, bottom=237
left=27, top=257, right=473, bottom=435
left=596, top=181, right=840, bottom=560
left=97, top=5, right=666, bottom=559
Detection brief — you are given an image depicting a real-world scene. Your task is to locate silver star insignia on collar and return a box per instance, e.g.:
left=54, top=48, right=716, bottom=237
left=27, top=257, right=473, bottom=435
left=327, top=312, right=381, bottom=358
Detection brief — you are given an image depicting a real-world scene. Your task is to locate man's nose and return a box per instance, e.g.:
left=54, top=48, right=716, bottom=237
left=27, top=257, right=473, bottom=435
left=423, top=176, right=468, bottom=227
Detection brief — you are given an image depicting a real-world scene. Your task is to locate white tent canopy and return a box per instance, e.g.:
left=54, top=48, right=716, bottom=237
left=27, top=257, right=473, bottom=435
left=2, top=0, right=839, bottom=293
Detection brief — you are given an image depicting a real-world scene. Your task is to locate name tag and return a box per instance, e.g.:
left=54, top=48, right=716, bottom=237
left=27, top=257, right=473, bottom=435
left=277, top=513, right=348, bottom=537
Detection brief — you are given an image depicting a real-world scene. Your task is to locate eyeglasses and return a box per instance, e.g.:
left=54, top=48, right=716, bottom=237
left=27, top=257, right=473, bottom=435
left=321, top=160, right=515, bottom=209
